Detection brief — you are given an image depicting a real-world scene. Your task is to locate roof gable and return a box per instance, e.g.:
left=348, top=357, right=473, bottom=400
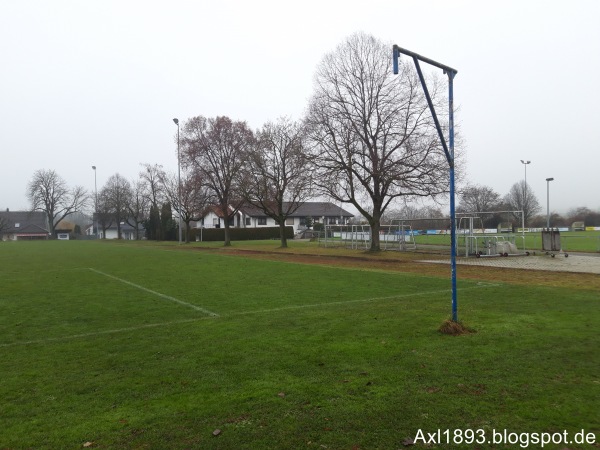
left=0, top=211, right=49, bottom=234
left=238, top=202, right=354, bottom=218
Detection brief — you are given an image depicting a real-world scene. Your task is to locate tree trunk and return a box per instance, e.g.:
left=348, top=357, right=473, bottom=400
left=223, top=220, right=231, bottom=246
left=369, top=220, right=381, bottom=252
left=185, top=221, right=191, bottom=243
left=279, top=221, right=288, bottom=248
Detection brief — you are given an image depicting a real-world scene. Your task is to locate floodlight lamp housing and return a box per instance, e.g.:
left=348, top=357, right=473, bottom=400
left=92, top=166, right=96, bottom=170
left=173, top=118, right=179, bottom=125
left=546, top=177, right=554, bottom=182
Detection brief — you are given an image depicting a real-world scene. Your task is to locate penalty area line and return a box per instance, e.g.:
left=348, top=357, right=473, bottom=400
left=233, top=283, right=500, bottom=316
left=0, top=318, right=211, bottom=348
left=88, top=268, right=219, bottom=317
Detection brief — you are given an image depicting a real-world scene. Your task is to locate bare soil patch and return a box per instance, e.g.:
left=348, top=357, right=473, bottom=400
left=187, top=246, right=600, bottom=291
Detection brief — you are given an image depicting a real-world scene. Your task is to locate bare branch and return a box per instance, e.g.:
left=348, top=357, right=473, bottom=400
left=27, top=169, right=88, bottom=237
left=307, top=33, right=454, bottom=250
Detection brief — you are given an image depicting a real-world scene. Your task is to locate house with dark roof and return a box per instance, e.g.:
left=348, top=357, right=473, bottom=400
left=196, top=202, right=354, bottom=233
left=0, top=210, right=50, bottom=241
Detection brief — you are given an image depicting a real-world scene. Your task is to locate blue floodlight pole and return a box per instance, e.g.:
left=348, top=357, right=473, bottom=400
left=393, top=45, right=459, bottom=322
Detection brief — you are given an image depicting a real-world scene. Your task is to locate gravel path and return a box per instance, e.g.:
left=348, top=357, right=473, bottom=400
left=422, top=253, right=600, bottom=275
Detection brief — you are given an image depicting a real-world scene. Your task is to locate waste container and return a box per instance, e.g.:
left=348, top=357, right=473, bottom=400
left=541, top=228, right=566, bottom=257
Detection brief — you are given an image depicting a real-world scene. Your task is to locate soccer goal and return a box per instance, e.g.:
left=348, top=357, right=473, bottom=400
left=320, top=224, right=415, bottom=251
left=456, top=210, right=526, bottom=257
left=322, top=211, right=526, bottom=257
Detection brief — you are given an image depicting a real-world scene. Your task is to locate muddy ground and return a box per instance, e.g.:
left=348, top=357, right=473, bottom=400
left=186, top=246, right=600, bottom=292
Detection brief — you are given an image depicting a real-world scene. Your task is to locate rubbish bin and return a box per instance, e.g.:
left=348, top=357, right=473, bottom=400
left=541, top=228, right=564, bottom=257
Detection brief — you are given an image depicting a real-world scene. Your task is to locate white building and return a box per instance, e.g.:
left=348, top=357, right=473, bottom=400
left=196, top=202, right=354, bottom=233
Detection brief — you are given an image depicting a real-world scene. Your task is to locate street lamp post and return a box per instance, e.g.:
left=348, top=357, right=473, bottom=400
left=520, top=159, right=531, bottom=190
left=172, top=118, right=182, bottom=245
left=520, top=160, right=531, bottom=226
left=546, top=177, right=554, bottom=228
left=92, top=166, right=98, bottom=238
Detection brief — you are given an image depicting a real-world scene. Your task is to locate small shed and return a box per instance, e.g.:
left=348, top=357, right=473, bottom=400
left=56, top=229, right=71, bottom=240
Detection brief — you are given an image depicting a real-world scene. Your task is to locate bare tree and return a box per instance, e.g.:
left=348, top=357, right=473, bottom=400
left=307, top=33, right=451, bottom=251
left=161, top=170, right=212, bottom=243
left=26, top=169, right=88, bottom=237
left=180, top=116, right=254, bottom=246
left=139, top=163, right=166, bottom=239
left=239, top=118, right=314, bottom=247
left=458, top=184, right=502, bottom=227
left=140, top=164, right=165, bottom=209
left=504, top=180, right=541, bottom=226
left=125, top=179, right=148, bottom=240
left=96, top=191, right=114, bottom=239
left=566, top=206, right=600, bottom=226
left=458, top=184, right=501, bottom=213
left=567, top=206, right=593, bottom=221
left=101, top=174, right=132, bottom=239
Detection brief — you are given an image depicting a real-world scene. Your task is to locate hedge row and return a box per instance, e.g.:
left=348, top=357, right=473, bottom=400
left=189, top=226, right=294, bottom=242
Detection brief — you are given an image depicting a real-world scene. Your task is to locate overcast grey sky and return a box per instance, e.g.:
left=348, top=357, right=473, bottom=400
left=1, top=0, right=598, bottom=215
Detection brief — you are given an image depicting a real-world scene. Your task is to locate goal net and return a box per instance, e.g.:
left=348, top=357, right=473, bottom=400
left=320, top=210, right=526, bottom=257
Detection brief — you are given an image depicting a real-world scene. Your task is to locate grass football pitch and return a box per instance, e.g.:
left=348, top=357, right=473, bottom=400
left=0, top=241, right=598, bottom=449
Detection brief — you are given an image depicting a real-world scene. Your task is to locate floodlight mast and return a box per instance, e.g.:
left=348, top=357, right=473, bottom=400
left=392, top=44, right=459, bottom=322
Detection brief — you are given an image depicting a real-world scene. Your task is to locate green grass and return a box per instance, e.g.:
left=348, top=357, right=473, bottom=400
left=0, top=241, right=598, bottom=449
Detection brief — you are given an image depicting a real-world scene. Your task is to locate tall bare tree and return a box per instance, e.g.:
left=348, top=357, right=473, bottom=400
left=139, top=163, right=166, bottom=239
left=26, top=169, right=88, bottom=237
left=458, top=184, right=501, bottom=213
left=504, top=180, right=541, bottom=226
left=139, top=163, right=165, bottom=208
left=125, top=179, right=148, bottom=240
left=307, top=33, right=452, bottom=251
left=239, top=118, right=313, bottom=247
left=180, top=116, right=254, bottom=246
left=96, top=191, right=114, bottom=239
left=101, top=173, right=132, bottom=239
left=160, top=170, right=212, bottom=243
left=457, top=184, right=502, bottom=227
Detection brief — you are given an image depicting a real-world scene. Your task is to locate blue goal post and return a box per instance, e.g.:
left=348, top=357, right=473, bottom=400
left=392, top=45, right=459, bottom=322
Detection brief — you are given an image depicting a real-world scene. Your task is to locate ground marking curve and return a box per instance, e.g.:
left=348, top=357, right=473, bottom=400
left=89, top=268, right=219, bottom=317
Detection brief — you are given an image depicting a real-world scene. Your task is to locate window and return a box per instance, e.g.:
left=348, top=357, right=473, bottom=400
left=245, top=218, right=251, bottom=226
left=258, top=217, right=267, bottom=225
left=15, top=223, right=20, bottom=228
left=213, top=218, right=218, bottom=226
left=328, top=217, right=337, bottom=225
left=285, top=217, right=294, bottom=225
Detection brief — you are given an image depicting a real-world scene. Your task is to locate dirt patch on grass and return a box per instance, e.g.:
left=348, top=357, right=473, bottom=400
left=438, top=320, right=476, bottom=336
left=186, top=246, right=600, bottom=291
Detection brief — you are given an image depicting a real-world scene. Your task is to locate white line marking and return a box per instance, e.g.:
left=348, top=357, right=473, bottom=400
left=88, top=268, right=219, bottom=317
left=0, top=283, right=498, bottom=348
left=233, top=283, right=499, bottom=316
left=0, top=318, right=211, bottom=348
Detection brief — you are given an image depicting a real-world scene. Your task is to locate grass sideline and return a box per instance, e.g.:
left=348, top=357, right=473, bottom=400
left=0, top=240, right=598, bottom=449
